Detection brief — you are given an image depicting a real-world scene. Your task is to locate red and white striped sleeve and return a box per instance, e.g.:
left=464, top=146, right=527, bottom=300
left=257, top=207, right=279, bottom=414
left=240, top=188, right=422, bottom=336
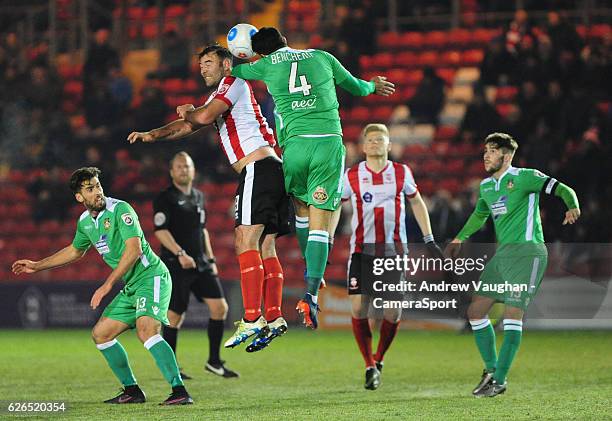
left=211, top=76, right=245, bottom=107
left=341, top=169, right=353, bottom=201
left=402, top=164, right=418, bottom=198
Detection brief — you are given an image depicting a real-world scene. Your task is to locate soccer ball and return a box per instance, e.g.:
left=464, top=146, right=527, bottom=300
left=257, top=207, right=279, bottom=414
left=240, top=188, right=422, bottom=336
left=227, top=23, right=258, bottom=59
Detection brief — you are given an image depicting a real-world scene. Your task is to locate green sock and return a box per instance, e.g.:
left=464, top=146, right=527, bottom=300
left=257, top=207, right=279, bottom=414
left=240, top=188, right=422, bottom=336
left=470, top=319, right=497, bottom=372
left=305, top=230, right=329, bottom=295
left=96, top=339, right=137, bottom=387
left=494, top=319, right=523, bottom=384
left=144, top=334, right=183, bottom=387
left=295, top=216, right=309, bottom=258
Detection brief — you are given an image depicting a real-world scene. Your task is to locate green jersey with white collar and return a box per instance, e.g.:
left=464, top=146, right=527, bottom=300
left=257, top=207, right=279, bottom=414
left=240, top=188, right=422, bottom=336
left=459, top=167, right=556, bottom=245
left=72, top=197, right=165, bottom=285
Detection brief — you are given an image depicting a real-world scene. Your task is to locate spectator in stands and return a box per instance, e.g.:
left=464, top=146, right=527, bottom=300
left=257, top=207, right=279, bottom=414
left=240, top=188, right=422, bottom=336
left=22, top=65, right=62, bottom=112
left=83, top=78, right=116, bottom=136
left=133, top=82, right=168, bottom=131
left=515, top=80, right=543, bottom=139
left=108, top=65, right=133, bottom=115
left=546, top=11, right=582, bottom=56
left=505, top=9, right=532, bottom=55
left=457, top=85, right=501, bottom=144
left=83, top=28, right=120, bottom=95
left=27, top=166, right=71, bottom=222
left=0, top=32, right=24, bottom=74
left=150, top=30, right=190, bottom=79
left=320, top=5, right=349, bottom=52
left=407, top=66, right=445, bottom=125
left=480, top=37, right=516, bottom=86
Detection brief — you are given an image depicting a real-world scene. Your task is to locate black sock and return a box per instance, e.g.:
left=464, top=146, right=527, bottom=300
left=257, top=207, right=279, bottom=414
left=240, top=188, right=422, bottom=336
left=208, top=319, right=225, bottom=364
left=163, top=325, right=178, bottom=355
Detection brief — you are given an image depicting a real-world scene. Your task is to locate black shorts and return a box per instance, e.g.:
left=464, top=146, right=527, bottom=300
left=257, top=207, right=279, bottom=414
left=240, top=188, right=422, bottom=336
left=347, top=253, right=405, bottom=300
left=235, top=157, right=290, bottom=236
left=167, top=263, right=224, bottom=314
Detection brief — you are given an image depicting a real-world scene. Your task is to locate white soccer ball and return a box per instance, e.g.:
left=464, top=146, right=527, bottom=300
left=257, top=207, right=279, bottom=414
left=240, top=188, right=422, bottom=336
left=227, top=23, right=258, bottom=59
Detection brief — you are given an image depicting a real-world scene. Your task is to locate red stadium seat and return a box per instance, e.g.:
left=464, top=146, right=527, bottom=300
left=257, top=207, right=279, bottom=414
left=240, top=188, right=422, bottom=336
left=495, top=86, right=518, bottom=103
left=63, top=80, right=83, bottom=98
left=393, top=51, right=418, bottom=68
left=127, top=6, right=144, bottom=20
left=378, top=32, right=401, bottom=50
left=448, top=28, right=471, bottom=47
left=417, top=51, right=438, bottom=67
left=349, top=106, right=370, bottom=122
left=371, top=106, right=393, bottom=122
left=589, top=24, right=610, bottom=39
left=437, top=68, right=456, bottom=85
left=144, top=6, right=158, bottom=20
left=435, top=126, right=458, bottom=141
left=423, top=30, right=448, bottom=49
left=165, top=5, right=186, bottom=18
left=440, top=50, right=462, bottom=67
left=576, top=25, right=587, bottom=38
left=343, top=125, right=362, bottom=143
left=399, top=32, right=424, bottom=50
left=400, top=86, right=416, bottom=101
left=462, top=49, right=484, bottom=65
left=402, top=69, right=422, bottom=86
left=471, top=28, right=499, bottom=45
left=372, top=53, right=393, bottom=69
left=162, top=78, right=183, bottom=94
left=142, top=22, right=158, bottom=39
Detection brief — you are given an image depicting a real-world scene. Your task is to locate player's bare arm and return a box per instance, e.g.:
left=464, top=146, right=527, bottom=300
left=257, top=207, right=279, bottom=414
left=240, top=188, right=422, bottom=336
left=12, top=244, right=86, bottom=275
left=203, top=228, right=218, bottom=275
left=182, top=98, right=229, bottom=127
left=127, top=118, right=197, bottom=144
left=154, top=229, right=197, bottom=270
left=409, top=192, right=444, bottom=258
left=90, top=237, right=142, bottom=309
left=372, top=76, right=395, bottom=96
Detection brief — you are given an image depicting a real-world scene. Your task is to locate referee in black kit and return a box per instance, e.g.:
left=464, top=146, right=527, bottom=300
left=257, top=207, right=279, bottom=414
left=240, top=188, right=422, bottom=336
left=154, top=151, right=238, bottom=378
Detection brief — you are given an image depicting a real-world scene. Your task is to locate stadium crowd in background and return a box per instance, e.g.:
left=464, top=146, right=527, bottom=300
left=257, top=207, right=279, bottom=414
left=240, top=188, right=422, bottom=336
left=0, top=1, right=609, bottom=252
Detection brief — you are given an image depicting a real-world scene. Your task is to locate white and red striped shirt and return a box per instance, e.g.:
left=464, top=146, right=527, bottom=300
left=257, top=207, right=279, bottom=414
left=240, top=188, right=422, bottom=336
left=205, top=76, right=275, bottom=164
left=342, top=161, right=418, bottom=254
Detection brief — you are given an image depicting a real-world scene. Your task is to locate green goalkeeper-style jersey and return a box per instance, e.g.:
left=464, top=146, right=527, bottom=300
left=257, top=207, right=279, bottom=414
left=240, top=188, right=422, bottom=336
left=232, top=47, right=375, bottom=147
left=72, top=197, right=165, bottom=285
left=459, top=167, right=555, bottom=245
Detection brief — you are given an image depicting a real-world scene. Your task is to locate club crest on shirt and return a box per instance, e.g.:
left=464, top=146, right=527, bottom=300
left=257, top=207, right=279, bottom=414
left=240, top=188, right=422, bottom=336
left=121, top=213, right=134, bottom=226
left=507, top=180, right=514, bottom=189
left=312, top=186, right=328, bottom=204
left=103, top=218, right=111, bottom=230
left=362, top=192, right=373, bottom=203
left=217, top=83, right=231, bottom=95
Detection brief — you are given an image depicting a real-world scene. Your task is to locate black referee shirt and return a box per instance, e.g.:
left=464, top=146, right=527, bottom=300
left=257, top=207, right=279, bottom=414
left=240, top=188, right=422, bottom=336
left=153, top=185, right=209, bottom=270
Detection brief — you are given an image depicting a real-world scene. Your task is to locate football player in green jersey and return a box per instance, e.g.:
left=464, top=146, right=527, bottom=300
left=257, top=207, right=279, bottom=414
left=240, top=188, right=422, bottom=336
left=232, top=27, right=395, bottom=328
left=446, top=133, right=580, bottom=397
left=12, top=167, right=193, bottom=405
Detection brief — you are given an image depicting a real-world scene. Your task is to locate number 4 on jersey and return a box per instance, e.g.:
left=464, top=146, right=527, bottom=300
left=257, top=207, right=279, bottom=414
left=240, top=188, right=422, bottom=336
left=289, top=61, right=311, bottom=96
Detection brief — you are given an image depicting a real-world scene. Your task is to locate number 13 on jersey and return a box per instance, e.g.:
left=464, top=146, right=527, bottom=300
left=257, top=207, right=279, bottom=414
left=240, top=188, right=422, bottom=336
left=289, top=62, right=311, bottom=96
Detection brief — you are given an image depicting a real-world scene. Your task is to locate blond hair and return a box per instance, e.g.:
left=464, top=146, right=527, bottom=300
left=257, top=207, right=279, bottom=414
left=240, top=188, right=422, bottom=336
left=362, top=123, right=389, bottom=139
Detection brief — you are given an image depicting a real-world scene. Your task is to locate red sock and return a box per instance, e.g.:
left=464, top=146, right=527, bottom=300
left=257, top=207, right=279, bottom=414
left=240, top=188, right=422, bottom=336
left=374, top=319, right=400, bottom=362
left=351, top=317, right=375, bottom=368
left=262, top=257, right=284, bottom=321
left=237, top=250, right=264, bottom=321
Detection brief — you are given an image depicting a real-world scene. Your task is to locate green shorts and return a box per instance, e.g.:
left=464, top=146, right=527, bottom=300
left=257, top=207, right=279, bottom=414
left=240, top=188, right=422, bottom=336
left=282, top=135, right=345, bottom=211
left=478, top=246, right=548, bottom=310
left=103, top=270, right=172, bottom=327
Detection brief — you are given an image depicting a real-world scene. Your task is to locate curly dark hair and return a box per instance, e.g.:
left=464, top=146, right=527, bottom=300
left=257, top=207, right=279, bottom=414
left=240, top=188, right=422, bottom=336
left=69, top=167, right=101, bottom=194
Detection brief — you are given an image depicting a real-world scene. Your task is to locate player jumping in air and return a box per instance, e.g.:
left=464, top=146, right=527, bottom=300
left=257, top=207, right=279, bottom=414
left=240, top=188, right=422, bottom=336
left=128, top=45, right=289, bottom=353
left=446, top=133, right=580, bottom=397
left=342, top=124, right=443, bottom=390
left=232, top=27, right=396, bottom=329
left=12, top=167, right=193, bottom=405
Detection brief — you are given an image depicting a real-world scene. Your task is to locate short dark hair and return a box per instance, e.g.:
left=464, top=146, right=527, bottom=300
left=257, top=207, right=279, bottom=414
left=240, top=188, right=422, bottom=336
left=251, top=27, right=287, bottom=55
left=484, top=132, right=518, bottom=154
left=198, top=44, right=233, bottom=62
left=69, top=167, right=101, bottom=194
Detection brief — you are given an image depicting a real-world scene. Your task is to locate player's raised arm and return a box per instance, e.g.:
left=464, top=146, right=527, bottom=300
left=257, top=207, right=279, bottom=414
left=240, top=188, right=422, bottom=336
left=325, top=51, right=395, bottom=97
left=127, top=116, right=199, bottom=144
left=181, top=98, right=229, bottom=127
left=12, top=244, right=87, bottom=275
left=553, top=180, right=581, bottom=225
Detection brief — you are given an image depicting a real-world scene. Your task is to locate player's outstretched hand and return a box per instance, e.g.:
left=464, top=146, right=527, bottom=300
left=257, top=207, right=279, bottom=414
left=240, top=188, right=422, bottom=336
left=444, top=239, right=462, bottom=258
left=127, top=131, right=154, bottom=144
left=372, top=76, right=395, bottom=96
left=563, top=208, right=581, bottom=225
left=12, top=259, right=38, bottom=275
left=176, top=104, right=196, bottom=119
left=90, top=284, right=112, bottom=310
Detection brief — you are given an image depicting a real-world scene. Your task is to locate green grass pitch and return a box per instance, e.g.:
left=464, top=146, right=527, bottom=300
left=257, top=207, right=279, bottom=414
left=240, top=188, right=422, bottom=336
left=1, top=329, right=611, bottom=420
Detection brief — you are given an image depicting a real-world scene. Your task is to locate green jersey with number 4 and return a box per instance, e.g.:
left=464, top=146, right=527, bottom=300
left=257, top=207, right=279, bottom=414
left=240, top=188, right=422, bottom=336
left=72, top=197, right=165, bottom=285
left=458, top=167, right=554, bottom=245
left=232, top=47, right=375, bottom=147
